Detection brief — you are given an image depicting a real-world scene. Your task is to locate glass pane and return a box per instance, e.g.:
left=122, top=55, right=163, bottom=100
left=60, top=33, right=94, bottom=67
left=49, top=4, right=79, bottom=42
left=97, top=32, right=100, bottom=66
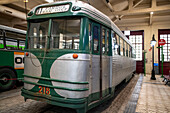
left=93, top=26, right=99, bottom=53
left=163, top=34, right=167, bottom=40
left=19, top=40, right=25, bottom=50
left=6, top=38, right=18, bottom=50
left=28, top=20, right=49, bottom=49
left=120, top=38, right=123, bottom=55
left=168, top=35, right=170, bottom=43
left=102, top=29, right=105, bottom=53
left=160, top=35, right=164, bottom=39
left=51, top=18, right=80, bottom=49
left=0, top=30, right=4, bottom=48
left=89, top=24, right=91, bottom=50
left=106, top=31, right=109, bottom=53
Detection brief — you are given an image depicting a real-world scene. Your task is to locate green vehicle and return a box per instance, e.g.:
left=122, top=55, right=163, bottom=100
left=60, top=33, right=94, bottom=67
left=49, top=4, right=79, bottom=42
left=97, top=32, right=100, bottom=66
left=22, top=1, right=136, bottom=113
left=0, top=25, right=26, bottom=91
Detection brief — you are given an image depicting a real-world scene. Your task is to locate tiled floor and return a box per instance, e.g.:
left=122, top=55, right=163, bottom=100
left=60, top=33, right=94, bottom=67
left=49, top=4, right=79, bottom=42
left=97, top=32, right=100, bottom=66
left=135, top=75, right=170, bottom=113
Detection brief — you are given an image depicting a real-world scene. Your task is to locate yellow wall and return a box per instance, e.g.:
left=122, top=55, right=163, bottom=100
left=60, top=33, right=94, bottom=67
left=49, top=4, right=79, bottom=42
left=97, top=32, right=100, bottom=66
left=118, top=23, right=170, bottom=74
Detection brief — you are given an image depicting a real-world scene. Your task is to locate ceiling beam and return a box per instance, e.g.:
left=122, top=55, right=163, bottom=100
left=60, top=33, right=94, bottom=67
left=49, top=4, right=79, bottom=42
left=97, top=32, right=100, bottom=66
left=149, top=0, right=156, bottom=25
left=151, top=0, right=156, bottom=8
left=0, top=0, right=22, bottom=4
left=128, top=0, right=133, bottom=10
left=112, top=4, right=170, bottom=15
left=113, top=0, right=144, bottom=22
left=0, top=5, right=26, bottom=20
left=117, top=21, right=170, bottom=27
left=149, top=12, right=153, bottom=25
left=102, top=0, right=114, bottom=12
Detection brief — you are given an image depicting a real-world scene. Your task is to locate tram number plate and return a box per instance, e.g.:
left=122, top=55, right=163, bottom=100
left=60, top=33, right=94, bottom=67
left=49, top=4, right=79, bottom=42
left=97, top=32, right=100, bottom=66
left=38, top=86, right=50, bottom=95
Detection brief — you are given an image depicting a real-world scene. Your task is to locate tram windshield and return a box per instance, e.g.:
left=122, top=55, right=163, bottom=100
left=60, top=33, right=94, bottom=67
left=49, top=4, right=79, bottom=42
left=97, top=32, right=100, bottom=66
left=28, top=20, right=49, bottom=49
left=28, top=17, right=80, bottom=50
left=50, top=17, right=80, bottom=49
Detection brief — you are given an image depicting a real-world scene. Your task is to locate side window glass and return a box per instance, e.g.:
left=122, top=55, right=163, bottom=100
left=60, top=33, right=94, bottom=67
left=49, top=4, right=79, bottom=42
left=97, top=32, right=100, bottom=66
left=116, top=34, right=120, bottom=55
left=6, top=38, right=18, bottom=50
left=120, top=37, right=123, bottom=56
left=124, top=41, right=126, bottom=56
left=112, top=32, right=118, bottom=55
left=19, top=40, right=25, bottom=50
left=33, top=28, right=37, bottom=48
left=93, top=25, right=99, bottom=53
left=106, top=31, right=109, bottom=54
left=102, top=29, right=105, bottom=54
left=0, top=30, right=4, bottom=48
left=126, top=44, right=129, bottom=57
left=89, top=23, right=91, bottom=50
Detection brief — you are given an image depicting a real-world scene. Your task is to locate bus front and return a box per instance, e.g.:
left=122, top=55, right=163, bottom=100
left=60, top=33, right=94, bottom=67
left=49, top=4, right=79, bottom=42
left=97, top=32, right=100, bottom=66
left=21, top=2, right=90, bottom=111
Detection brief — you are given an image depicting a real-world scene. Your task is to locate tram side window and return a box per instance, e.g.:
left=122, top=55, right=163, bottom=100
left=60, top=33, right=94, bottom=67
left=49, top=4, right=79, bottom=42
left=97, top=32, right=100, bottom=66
left=93, top=26, right=99, bottom=53
left=126, top=44, right=129, bottom=57
left=89, top=23, right=91, bottom=50
left=129, top=46, right=132, bottom=58
left=106, top=31, right=109, bottom=54
left=6, top=38, right=18, bottom=50
left=116, top=34, right=120, bottom=55
left=0, top=30, right=4, bottom=48
left=123, top=41, right=125, bottom=56
left=112, top=31, right=118, bottom=55
left=120, top=37, right=123, bottom=56
left=102, top=29, right=106, bottom=54
left=28, top=20, right=49, bottom=49
left=132, top=48, right=136, bottom=58
left=50, top=18, right=80, bottom=49
left=19, top=40, right=25, bottom=50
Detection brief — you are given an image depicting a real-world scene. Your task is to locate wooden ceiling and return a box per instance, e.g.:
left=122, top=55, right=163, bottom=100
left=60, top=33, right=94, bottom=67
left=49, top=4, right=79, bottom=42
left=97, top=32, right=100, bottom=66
left=0, top=0, right=170, bottom=30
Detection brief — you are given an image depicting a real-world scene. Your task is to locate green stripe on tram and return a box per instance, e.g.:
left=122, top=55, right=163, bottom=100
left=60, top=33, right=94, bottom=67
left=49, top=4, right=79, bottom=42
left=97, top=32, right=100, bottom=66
left=23, top=74, right=89, bottom=84
left=22, top=80, right=89, bottom=91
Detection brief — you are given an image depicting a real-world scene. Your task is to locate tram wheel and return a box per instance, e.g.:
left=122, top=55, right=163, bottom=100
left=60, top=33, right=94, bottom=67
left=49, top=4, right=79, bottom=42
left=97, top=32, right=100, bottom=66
left=0, top=68, right=16, bottom=91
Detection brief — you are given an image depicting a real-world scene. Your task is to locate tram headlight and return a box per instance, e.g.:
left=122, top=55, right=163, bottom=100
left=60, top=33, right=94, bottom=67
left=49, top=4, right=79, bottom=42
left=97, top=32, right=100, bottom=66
left=73, top=53, right=78, bottom=59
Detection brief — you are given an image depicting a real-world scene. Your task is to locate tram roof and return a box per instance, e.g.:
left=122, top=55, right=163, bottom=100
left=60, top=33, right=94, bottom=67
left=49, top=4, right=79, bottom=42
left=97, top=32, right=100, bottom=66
left=28, top=1, right=133, bottom=47
left=0, top=25, right=26, bottom=34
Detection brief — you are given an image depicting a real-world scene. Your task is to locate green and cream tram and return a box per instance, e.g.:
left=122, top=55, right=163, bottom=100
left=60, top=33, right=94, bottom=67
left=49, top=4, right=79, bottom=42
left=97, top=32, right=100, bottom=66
left=21, top=1, right=136, bottom=113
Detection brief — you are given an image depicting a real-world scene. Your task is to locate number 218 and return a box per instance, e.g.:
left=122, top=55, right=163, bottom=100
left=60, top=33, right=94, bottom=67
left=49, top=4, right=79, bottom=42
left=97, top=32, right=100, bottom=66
left=38, top=86, right=50, bottom=95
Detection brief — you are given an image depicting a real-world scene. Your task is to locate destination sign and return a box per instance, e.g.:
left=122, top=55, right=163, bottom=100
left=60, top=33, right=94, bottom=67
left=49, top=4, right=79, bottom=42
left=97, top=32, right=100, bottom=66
left=36, top=4, right=70, bottom=15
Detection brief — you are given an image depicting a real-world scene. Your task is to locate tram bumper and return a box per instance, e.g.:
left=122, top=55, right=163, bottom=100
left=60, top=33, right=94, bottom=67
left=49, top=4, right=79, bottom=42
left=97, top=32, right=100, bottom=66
left=21, top=88, right=87, bottom=109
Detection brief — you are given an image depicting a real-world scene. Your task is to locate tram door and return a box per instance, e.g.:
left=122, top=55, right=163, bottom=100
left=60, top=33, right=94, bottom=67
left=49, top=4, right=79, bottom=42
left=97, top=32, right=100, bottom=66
left=90, top=22, right=101, bottom=102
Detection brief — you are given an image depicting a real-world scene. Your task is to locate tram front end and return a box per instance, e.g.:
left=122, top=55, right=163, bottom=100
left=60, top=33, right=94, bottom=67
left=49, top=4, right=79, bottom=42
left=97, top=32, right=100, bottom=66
left=21, top=15, right=90, bottom=112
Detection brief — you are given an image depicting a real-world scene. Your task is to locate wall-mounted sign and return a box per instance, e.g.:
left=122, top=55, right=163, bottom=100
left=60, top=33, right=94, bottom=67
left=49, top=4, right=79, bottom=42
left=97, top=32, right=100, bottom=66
left=36, top=4, right=70, bottom=15
left=158, top=39, right=166, bottom=45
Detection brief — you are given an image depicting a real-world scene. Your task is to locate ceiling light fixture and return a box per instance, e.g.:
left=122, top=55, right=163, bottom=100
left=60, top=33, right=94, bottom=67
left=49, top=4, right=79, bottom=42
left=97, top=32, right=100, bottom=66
left=150, top=12, right=154, bottom=15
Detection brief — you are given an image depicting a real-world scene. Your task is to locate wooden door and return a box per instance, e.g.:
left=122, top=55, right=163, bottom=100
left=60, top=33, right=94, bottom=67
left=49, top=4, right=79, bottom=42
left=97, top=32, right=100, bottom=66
left=129, top=31, right=144, bottom=73
left=158, top=29, right=170, bottom=75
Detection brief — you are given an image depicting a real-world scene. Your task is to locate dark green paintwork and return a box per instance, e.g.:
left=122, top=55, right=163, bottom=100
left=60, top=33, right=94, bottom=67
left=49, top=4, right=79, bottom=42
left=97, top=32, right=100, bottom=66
left=0, top=50, right=24, bottom=79
left=22, top=80, right=88, bottom=91
left=23, top=74, right=88, bottom=84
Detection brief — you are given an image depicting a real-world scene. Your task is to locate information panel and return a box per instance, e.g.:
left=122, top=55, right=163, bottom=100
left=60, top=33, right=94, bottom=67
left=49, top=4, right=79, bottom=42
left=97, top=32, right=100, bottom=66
left=36, top=4, right=70, bottom=15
